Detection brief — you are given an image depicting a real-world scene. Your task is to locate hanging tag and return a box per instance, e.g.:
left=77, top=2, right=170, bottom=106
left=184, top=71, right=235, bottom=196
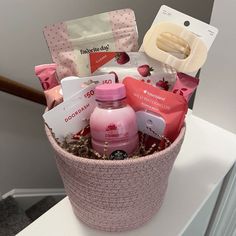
left=136, top=110, right=166, bottom=139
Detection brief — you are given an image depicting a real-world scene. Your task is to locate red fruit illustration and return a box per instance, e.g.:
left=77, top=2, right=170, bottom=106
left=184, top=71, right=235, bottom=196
left=156, top=78, right=169, bottom=91
left=115, top=52, right=130, bottom=65
left=106, top=123, right=117, bottom=131
left=137, top=64, right=153, bottom=77
left=73, top=125, right=90, bottom=139
left=109, top=71, right=119, bottom=83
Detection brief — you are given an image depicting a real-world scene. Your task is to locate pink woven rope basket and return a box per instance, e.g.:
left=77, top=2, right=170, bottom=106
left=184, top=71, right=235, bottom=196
left=45, top=125, right=186, bottom=232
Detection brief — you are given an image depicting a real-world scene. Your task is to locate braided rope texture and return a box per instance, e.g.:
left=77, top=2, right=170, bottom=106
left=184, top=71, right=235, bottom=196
left=45, top=125, right=186, bottom=232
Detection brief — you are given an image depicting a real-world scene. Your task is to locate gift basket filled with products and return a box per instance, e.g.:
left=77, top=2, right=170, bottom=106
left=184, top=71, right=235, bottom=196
left=36, top=5, right=218, bottom=232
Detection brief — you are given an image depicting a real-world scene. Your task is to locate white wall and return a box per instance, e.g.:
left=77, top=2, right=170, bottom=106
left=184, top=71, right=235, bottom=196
left=0, top=92, right=63, bottom=196
left=0, top=0, right=214, bottom=195
left=193, top=0, right=236, bottom=134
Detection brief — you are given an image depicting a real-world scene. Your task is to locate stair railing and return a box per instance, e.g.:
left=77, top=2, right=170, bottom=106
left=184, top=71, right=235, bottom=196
left=0, top=75, right=46, bottom=105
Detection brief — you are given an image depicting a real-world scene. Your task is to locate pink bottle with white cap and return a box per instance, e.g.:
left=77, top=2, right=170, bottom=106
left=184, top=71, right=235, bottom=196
left=90, top=83, right=139, bottom=159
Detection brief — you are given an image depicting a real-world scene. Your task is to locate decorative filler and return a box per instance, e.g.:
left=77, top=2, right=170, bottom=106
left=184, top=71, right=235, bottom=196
left=54, top=127, right=171, bottom=160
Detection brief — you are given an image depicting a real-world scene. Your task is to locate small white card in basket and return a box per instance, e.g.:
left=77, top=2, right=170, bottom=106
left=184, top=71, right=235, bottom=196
left=43, top=84, right=96, bottom=141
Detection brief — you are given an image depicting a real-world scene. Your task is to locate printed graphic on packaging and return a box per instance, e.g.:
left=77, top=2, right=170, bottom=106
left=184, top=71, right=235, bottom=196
left=43, top=9, right=139, bottom=80
left=43, top=84, right=97, bottom=141
left=87, top=52, right=177, bottom=90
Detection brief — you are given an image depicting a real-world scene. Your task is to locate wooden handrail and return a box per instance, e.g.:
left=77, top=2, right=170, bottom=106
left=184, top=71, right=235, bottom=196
left=0, top=75, right=46, bottom=105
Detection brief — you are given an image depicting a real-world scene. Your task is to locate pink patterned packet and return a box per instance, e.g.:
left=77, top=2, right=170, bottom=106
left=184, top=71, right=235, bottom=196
left=35, top=63, right=62, bottom=109
left=43, top=9, right=139, bottom=80
left=172, top=73, right=199, bottom=102
left=35, top=63, right=59, bottom=90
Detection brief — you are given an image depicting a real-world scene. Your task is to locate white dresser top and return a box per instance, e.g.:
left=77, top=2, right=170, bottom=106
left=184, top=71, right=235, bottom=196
left=17, top=112, right=236, bottom=236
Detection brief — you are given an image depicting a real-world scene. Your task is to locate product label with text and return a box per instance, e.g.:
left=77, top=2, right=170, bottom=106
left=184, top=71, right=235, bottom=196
left=123, top=77, right=187, bottom=141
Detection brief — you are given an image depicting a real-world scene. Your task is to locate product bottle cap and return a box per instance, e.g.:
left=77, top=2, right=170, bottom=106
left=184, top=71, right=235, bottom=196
left=95, top=83, right=126, bottom=101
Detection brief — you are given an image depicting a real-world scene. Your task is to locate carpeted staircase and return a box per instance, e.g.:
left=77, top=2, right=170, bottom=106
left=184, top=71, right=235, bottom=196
left=0, top=196, right=59, bottom=236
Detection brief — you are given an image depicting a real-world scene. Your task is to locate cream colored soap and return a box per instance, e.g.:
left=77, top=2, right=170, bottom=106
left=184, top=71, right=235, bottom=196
left=143, top=22, right=208, bottom=73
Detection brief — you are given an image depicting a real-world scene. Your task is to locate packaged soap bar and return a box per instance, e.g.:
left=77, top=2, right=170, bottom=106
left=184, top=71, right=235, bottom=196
left=87, top=51, right=176, bottom=91
left=43, top=9, right=139, bottom=80
left=123, top=77, right=188, bottom=142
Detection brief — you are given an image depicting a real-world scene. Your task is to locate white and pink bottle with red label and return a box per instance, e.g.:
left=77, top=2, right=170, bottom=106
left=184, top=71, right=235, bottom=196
left=90, top=83, right=139, bottom=159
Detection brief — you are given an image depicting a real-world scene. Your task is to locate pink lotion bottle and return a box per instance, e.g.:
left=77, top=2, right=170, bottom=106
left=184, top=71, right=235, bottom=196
left=90, top=83, right=139, bottom=159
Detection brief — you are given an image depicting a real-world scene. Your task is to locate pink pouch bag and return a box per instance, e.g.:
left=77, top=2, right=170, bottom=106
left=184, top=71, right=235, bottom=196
left=172, top=72, right=199, bottom=102
left=43, top=9, right=139, bottom=80
left=123, top=77, right=188, bottom=142
left=35, top=64, right=63, bottom=109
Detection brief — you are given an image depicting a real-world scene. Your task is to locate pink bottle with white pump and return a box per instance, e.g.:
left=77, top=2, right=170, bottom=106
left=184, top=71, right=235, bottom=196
left=90, top=83, right=139, bottom=159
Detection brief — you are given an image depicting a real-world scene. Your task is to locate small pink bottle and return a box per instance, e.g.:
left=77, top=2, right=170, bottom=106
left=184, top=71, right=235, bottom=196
left=90, top=83, right=139, bottom=159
